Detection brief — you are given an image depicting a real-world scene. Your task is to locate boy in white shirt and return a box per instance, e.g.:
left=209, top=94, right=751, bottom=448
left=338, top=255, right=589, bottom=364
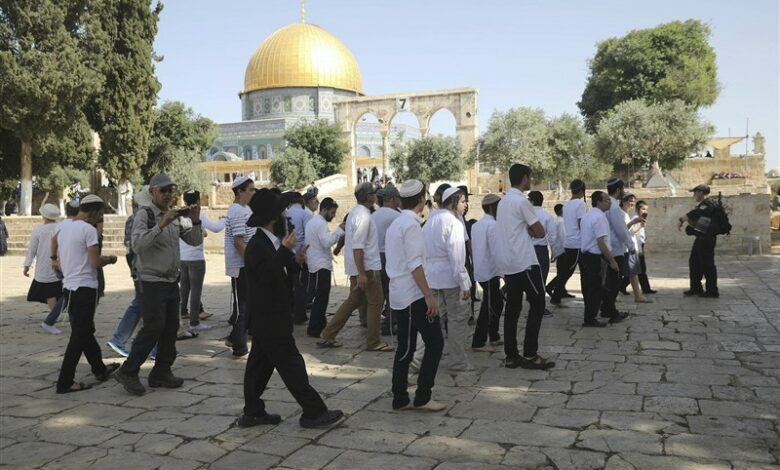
left=469, top=194, right=503, bottom=351
left=580, top=191, right=620, bottom=327
left=387, top=180, right=446, bottom=411
left=24, top=204, right=63, bottom=333
left=528, top=191, right=558, bottom=317
left=547, top=180, right=587, bottom=304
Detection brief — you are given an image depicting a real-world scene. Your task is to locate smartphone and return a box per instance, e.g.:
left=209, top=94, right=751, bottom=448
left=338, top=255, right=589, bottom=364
left=286, top=217, right=295, bottom=234
left=176, top=207, right=191, bottom=216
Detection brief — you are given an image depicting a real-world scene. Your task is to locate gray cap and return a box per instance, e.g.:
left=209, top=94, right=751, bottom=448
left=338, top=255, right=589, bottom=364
left=689, top=184, right=710, bottom=194
left=354, top=182, right=376, bottom=200
left=149, top=174, right=175, bottom=188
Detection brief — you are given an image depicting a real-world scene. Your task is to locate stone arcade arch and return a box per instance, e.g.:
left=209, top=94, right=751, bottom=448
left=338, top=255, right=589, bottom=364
left=333, top=87, right=478, bottom=188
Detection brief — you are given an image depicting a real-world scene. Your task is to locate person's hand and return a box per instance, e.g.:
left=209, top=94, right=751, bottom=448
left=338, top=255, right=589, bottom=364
left=338, top=221, right=346, bottom=231
left=282, top=230, right=297, bottom=250
left=294, top=245, right=308, bottom=265
left=629, top=248, right=636, bottom=255
left=23, top=266, right=29, bottom=277
left=188, top=204, right=201, bottom=223
left=51, top=259, right=60, bottom=271
left=609, top=259, right=619, bottom=272
left=333, top=246, right=341, bottom=256
left=550, top=255, right=556, bottom=263
left=424, top=293, right=439, bottom=317
left=160, top=210, right=179, bottom=228
left=462, top=290, right=471, bottom=301
left=357, top=273, right=367, bottom=291
left=110, top=255, right=118, bottom=265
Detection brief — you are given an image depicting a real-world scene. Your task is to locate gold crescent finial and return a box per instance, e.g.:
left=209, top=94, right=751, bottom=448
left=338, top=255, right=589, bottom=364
left=300, top=0, right=306, bottom=23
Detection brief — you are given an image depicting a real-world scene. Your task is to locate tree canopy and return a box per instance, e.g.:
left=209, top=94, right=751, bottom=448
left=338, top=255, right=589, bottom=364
left=548, top=114, right=611, bottom=185
left=594, top=99, right=714, bottom=173
left=389, top=135, right=465, bottom=184
left=270, top=147, right=318, bottom=190
left=284, top=119, right=349, bottom=179
left=579, top=19, right=719, bottom=131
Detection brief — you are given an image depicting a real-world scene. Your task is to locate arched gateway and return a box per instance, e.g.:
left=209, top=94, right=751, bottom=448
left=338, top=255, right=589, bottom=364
left=334, top=87, right=479, bottom=188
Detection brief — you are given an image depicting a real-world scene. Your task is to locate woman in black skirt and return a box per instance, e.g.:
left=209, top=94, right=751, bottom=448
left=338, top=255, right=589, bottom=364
left=24, top=204, right=64, bottom=334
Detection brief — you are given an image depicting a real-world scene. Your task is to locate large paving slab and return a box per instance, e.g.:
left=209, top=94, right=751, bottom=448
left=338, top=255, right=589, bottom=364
left=1, top=253, right=779, bottom=468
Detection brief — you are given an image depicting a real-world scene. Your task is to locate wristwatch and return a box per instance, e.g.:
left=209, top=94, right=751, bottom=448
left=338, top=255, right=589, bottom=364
left=50, top=256, right=58, bottom=260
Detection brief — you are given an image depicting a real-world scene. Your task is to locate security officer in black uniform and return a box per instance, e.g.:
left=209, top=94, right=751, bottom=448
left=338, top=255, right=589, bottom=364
left=678, top=184, right=719, bottom=298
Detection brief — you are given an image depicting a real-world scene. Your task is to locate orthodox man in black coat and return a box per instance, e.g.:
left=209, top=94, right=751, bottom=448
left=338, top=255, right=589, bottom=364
left=237, top=188, right=343, bottom=429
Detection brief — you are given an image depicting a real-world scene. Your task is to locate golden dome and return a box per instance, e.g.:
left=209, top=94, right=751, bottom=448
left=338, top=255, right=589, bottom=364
left=244, top=23, right=364, bottom=95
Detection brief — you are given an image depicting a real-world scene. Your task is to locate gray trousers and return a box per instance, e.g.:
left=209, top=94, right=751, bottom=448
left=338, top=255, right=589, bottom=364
left=413, top=287, right=472, bottom=372
left=180, top=260, right=206, bottom=326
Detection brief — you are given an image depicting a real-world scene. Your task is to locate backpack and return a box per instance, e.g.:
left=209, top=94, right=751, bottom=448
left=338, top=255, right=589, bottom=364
left=126, top=206, right=156, bottom=275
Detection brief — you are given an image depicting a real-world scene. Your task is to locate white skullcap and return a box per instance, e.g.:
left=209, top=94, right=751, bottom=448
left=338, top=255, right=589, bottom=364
left=399, top=179, right=424, bottom=197
left=441, top=187, right=462, bottom=204
left=232, top=176, right=253, bottom=189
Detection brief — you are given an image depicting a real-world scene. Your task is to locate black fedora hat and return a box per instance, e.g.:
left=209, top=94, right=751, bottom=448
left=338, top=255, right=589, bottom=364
left=247, top=188, right=286, bottom=227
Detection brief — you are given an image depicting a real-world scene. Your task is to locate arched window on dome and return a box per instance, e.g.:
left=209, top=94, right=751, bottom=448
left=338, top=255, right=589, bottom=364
left=283, top=96, right=292, bottom=113
left=357, top=145, right=371, bottom=157
left=243, top=145, right=253, bottom=160
left=259, top=145, right=268, bottom=160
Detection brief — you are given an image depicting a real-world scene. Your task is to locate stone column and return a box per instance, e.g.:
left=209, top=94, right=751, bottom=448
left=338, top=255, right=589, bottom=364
left=341, top=130, right=356, bottom=188
left=380, top=124, right=390, bottom=179
left=456, top=124, right=478, bottom=191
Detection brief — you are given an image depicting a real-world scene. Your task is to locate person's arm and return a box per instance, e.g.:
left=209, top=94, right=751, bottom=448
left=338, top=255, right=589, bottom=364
left=350, top=211, right=370, bottom=289
left=200, top=213, right=225, bottom=233
left=132, top=208, right=167, bottom=253
left=608, top=206, right=634, bottom=252
left=50, top=231, right=60, bottom=271
left=179, top=217, right=204, bottom=247
left=446, top=222, right=471, bottom=298
left=404, top=223, right=439, bottom=316
left=229, top=208, right=249, bottom=256
left=317, top=219, right=344, bottom=248
left=596, top=236, right=619, bottom=272
left=23, top=228, right=39, bottom=274
left=234, top=236, right=247, bottom=257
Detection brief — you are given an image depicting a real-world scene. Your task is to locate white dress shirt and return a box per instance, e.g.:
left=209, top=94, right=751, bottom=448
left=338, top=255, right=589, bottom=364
left=422, top=209, right=471, bottom=291
left=288, top=204, right=312, bottom=253
left=551, top=217, right=566, bottom=258
left=606, top=196, right=634, bottom=256
left=180, top=213, right=224, bottom=261
left=532, top=206, right=557, bottom=248
left=563, top=198, right=587, bottom=249
left=305, top=214, right=344, bottom=273
left=385, top=210, right=426, bottom=309
left=24, top=223, right=60, bottom=283
left=580, top=208, right=611, bottom=255
left=470, top=214, right=500, bottom=283
left=344, top=204, right=382, bottom=276
left=495, top=188, right=539, bottom=275
left=371, top=206, right=401, bottom=253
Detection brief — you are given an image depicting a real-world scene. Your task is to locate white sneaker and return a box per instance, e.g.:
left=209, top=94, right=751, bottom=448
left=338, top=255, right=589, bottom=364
left=41, top=322, right=62, bottom=335
left=190, top=323, right=211, bottom=331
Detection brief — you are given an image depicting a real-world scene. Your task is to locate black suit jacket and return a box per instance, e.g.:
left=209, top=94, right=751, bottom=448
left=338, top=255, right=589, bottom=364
left=245, top=229, right=296, bottom=337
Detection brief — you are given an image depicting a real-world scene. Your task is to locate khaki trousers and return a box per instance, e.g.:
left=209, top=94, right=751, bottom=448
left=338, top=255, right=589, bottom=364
left=321, top=270, right=383, bottom=349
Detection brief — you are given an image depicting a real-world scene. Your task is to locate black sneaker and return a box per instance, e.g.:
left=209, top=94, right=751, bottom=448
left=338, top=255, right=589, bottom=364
left=520, top=355, right=556, bottom=370
left=583, top=319, right=608, bottom=328
left=148, top=371, right=184, bottom=388
left=504, top=357, right=523, bottom=369
left=608, top=311, right=629, bottom=324
left=562, top=292, right=576, bottom=299
left=299, top=409, right=344, bottom=428
left=699, top=291, right=719, bottom=298
left=236, top=413, right=281, bottom=428
left=643, top=289, right=658, bottom=294
left=115, top=369, right=146, bottom=396
left=683, top=289, right=703, bottom=296
left=549, top=297, right=562, bottom=306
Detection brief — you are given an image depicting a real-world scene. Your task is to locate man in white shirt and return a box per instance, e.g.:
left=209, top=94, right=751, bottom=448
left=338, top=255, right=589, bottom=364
left=372, top=185, right=401, bottom=332
left=54, top=195, right=119, bottom=393
left=24, top=203, right=63, bottom=333
left=580, top=191, right=620, bottom=327
left=224, top=176, right=256, bottom=357
left=528, top=191, right=558, bottom=317
left=387, top=179, right=446, bottom=412
left=495, top=164, right=555, bottom=370
left=600, top=178, right=633, bottom=323
left=470, top=194, right=503, bottom=351
left=303, top=190, right=319, bottom=215
left=319, top=183, right=391, bottom=351
left=303, top=197, right=344, bottom=338
left=287, top=191, right=313, bottom=324
left=423, top=187, right=472, bottom=372
left=547, top=179, right=586, bottom=304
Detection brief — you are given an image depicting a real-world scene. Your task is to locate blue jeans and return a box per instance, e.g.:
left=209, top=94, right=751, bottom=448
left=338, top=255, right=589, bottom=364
left=44, top=295, right=64, bottom=326
left=110, top=282, right=158, bottom=355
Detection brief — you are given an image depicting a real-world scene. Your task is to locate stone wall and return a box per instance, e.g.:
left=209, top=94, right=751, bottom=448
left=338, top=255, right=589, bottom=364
left=668, top=155, right=768, bottom=195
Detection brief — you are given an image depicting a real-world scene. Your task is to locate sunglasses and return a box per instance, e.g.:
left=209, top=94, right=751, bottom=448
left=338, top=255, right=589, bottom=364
left=159, top=187, right=175, bottom=194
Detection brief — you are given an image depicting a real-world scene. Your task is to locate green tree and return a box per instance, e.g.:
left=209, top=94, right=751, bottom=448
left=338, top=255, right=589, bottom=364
left=0, top=1, right=103, bottom=214
left=141, top=101, right=217, bottom=192
left=389, top=136, right=464, bottom=184
left=270, top=147, right=318, bottom=190
left=476, top=107, right=554, bottom=181
left=284, top=119, right=350, bottom=178
left=87, top=0, right=162, bottom=215
left=594, top=99, right=714, bottom=193
left=579, top=19, right=719, bottom=131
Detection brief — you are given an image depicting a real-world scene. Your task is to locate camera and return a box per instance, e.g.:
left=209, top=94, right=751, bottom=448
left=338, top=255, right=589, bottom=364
left=176, top=207, right=191, bottom=217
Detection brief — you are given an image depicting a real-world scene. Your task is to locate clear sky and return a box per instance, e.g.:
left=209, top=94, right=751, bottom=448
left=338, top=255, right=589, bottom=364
left=154, top=0, right=779, bottom=170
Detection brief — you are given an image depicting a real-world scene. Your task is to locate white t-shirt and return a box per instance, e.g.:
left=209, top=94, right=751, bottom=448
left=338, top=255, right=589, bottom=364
left=58, top=219, right=99, bottom=290
left=470, top=214, right=500, bottom=283
left=305, top=214, right=344, bottom=273
left=371, top=206, right=401, bottom=253
left=224, top=203, right=256, bottom=277
left=532, top=206, right=556, bottom=248
left=580, top=209, right=610, bottom=255
left=385, top=210, right=425, bottom=309
left=606, top=196, right=634, bottom=256
left=495, top=188, right=539, bottom=275
left=563, top=198, right=587, bottom=249
left=179, top=213, right=224, bottom=261
left=344, top=204, right=382, bottom=276
left=551, top=217, right=566, bottom=258
left=288, top=204, right=312, bottom=253
left=423, top=209, right=471, bottom=291
left=24, top=223, right=60, bottom=283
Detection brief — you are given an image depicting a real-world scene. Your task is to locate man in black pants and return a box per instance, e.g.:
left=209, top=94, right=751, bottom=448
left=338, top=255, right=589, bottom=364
left=470, top=194, right=503, bottom=350
left=238, top=188, right=343, bottom=428
left=679, top=184, right=719, bottom=298
left=547, top=180, right=587, bottom=304
left=579, top=191, right=620, bottom=328
left=599, top=178, right=632, bottom=323
left=495, top=164, right=556, bottom=370
left=115, top=174, right=203, bottom=396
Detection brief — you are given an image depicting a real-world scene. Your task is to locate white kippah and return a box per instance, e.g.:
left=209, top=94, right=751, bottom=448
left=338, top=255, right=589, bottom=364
left=232, top=176, right=252, bottom=189
left=399, top=179, right=424, bottom=197
left=441, top=187, right=461, bottom=204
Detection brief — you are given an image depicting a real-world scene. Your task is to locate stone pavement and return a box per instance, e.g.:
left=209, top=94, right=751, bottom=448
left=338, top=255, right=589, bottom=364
left=1, top=253, right=778, bottom=469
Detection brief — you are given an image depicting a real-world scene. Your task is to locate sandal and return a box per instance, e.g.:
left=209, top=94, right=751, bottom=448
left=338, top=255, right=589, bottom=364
left=177, top=330, right=198, bottom=341
left=316, top=340, right=342, bottom=348
left=57, top=382, right=92, bottom=394
left=95, top=363, right=120, bottom=382
left=520, top=355, right=556, bottom=370
left=367, top=343, right=394, bottom=352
